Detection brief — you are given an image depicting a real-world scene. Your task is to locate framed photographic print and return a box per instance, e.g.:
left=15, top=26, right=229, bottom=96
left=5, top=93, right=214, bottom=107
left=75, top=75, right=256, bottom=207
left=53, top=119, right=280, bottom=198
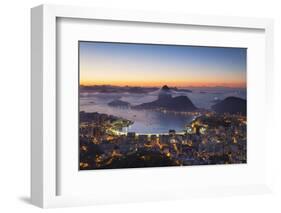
left=31, top=4, right=274, bottom=208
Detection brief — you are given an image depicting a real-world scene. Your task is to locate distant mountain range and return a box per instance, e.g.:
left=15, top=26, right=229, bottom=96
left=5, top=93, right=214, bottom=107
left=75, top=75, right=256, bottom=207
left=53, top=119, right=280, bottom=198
left=82, top=85, right=246, bottom=115
left=80, top=85, right=193, bottom=94
left=212, top=96, right=246, bottom=115
left=170, top=87, right=192, bottom=93
left=134, top=85, right=197, bottom=112
left=80, top=85, right=158, bottom=94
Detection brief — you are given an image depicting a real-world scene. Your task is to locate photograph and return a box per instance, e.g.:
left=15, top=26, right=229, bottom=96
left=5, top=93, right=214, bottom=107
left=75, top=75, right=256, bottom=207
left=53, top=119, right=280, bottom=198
left=79, top=41, right=247, bottom=170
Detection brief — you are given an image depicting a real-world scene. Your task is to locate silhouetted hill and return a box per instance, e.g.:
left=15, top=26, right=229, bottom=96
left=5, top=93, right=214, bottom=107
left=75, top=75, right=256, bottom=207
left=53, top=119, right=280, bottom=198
left=211, top=96, right=246, bottom=115
left=165, top=96, right=197, bottom=111
left=134, top=95, right=197, bottom=112
left=108, top=99, right=130, bottom=107
left=158, top=85, right=172, bottom=100
left=162, top=85, right=192, bottom=93
left=161, top=85, right=170, bottom=91
left=134, top=85, right=196, bottom=112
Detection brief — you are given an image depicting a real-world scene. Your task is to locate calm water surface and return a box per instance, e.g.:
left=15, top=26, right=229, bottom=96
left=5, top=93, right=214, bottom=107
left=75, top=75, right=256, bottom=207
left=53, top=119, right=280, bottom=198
left=80, top=88, right=246, bottom=134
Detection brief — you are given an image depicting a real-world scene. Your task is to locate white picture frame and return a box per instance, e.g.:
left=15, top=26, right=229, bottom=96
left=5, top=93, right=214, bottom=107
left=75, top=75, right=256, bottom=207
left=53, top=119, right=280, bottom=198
left=31, top=4, right=274, bottom=208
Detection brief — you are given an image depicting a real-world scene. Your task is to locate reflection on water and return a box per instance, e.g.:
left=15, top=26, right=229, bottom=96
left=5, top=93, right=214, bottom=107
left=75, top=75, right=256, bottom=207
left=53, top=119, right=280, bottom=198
left=123, top=110, right=194, bottom=134
left=80, top=87, right=246, bottom=134
left=80, top=102, right=193, bottom=134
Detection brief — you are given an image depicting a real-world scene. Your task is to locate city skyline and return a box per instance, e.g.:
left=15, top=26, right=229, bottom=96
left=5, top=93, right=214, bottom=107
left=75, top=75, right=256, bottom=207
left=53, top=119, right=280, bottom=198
left=79, top=41, right=247, bottom=88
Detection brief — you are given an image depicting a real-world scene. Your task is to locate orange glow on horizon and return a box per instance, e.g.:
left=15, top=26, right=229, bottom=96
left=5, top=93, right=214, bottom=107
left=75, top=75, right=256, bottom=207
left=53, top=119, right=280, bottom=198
left=80, top=80, right=246, bottom=88
left=79, top=42, right=247, bottom=90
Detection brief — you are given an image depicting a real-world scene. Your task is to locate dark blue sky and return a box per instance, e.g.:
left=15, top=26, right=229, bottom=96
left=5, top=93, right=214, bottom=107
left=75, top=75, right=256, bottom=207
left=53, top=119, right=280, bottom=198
left=80, top=41, right=246, bottom=88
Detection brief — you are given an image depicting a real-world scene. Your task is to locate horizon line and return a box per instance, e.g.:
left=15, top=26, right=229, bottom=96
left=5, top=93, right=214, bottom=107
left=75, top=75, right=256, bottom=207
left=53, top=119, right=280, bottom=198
left=80, top=83, right=246, bottom=89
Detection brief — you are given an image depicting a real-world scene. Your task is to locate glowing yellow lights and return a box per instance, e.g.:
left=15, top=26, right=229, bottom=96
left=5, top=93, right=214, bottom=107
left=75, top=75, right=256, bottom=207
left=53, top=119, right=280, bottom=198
left=79, top=162, right=89, bottom=168
left=81, top=146, right=87, bottom=151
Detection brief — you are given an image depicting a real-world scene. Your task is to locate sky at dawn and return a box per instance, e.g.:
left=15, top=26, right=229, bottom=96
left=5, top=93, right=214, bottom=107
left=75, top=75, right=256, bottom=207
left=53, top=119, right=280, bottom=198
left=79, top=41, right=246, bottom=88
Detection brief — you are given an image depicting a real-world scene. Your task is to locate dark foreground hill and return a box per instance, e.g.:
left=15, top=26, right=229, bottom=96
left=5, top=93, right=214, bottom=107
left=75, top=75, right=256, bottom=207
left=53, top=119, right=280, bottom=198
left=83, top=149, right=179, bottom=170
left=212, top=96, right=246, bottom=115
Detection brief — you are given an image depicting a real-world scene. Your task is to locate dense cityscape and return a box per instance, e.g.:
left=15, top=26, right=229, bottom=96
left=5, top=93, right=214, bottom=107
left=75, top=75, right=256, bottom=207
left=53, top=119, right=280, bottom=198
left=79, top=108, right=246, bottom=170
